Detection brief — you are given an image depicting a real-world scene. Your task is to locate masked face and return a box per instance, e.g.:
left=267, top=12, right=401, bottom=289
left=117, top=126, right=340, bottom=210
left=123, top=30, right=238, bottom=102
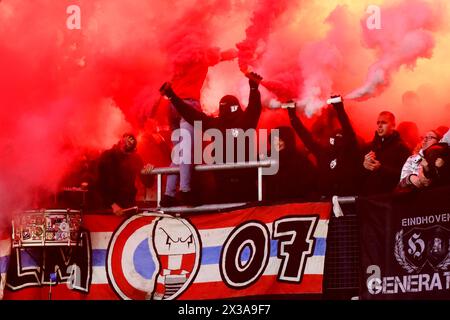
left=219, top=95, right=241, bottom=119
left=330, top=132, right=343, bottom=150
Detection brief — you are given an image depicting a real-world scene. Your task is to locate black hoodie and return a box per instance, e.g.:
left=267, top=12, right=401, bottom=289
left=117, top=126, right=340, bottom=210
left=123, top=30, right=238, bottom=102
left=288, top=103, right=361, bottom=198
left=168, top=83, right=262, bottom=202
left=169, top=85, right=262, bottom=164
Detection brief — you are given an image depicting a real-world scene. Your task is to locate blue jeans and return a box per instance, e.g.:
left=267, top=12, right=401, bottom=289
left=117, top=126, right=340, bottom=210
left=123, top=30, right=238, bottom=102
left=165, top=99, right=200, bottom=197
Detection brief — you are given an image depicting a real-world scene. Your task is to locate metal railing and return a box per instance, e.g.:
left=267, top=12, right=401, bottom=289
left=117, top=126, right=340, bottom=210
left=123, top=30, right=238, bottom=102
left=142, top=160, right=276, bottom=208
left=143, top=159, right=360, bottom=212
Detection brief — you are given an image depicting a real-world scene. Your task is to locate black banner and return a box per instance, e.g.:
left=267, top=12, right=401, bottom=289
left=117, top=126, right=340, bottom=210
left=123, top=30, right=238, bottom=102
left=358, top=186, right=450, bottom=300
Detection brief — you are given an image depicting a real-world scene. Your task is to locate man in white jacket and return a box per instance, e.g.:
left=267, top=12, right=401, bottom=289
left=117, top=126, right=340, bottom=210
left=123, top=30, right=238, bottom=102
left=399, top=129, right=443, bottom=189
left=440, top=128, right=450, bottom=146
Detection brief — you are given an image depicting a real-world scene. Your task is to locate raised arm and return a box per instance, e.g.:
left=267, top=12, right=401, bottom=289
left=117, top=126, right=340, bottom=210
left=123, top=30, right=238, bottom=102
left=243, top=72, right=263, bottom=128
left=287, top=107, right=322, bottom=157
left=330, top=96, right=357, bottom=145
left=159, top=82, right=217, bottom=129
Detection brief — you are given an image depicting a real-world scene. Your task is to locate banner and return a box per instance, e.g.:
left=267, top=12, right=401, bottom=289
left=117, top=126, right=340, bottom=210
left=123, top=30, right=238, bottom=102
left=0, top=227, right=10, bottom=300
left=2, top=202, right=331, bottom=300
left=358, top=186, right=450, bottom=300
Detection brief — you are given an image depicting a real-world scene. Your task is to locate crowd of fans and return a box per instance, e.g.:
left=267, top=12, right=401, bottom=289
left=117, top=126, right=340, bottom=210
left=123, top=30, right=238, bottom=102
left=52, top=73, right=450, bottom=213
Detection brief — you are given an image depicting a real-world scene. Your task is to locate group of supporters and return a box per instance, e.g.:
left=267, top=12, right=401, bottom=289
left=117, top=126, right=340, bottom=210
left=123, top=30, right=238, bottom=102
left=159, top=72, right=450, bottom=205
left=54, top=71, right=449, bottom=215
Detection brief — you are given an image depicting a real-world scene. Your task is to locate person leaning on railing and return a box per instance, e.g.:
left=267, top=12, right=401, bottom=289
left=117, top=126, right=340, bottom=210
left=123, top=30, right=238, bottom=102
left=97, top=133, right=154, bottom=216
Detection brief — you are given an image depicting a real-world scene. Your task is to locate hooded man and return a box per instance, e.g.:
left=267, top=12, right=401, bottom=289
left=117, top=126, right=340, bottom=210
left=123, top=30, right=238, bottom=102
left=263, top=126, right=317, bottom=202
left=161, top=47, right=238, bottom=207
left=159, top=72, right=263, bottom=203
left=97, top=133, right=153, bottom=215
left=287, top=96, right=361, bottom=198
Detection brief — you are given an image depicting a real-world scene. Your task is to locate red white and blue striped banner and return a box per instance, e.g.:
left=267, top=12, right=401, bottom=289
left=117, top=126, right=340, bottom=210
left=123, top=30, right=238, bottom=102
left=1, top=202, right=331, bottom=300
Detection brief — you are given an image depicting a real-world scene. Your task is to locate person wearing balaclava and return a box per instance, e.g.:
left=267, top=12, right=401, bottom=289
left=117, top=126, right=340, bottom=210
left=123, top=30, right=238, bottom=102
left=159, top=47, right=238, bottom=208
left=287, top=97, right=362, bottom=199
left=263, top=126, right=318, bottom=202
left=159, top=72, right=263, bottom=203
left=97, top=133, right=154, bottom=215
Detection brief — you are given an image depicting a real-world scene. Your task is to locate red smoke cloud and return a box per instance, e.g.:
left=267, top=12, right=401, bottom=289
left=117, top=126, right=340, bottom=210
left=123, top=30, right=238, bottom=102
left=0, top=0, right=449, bottom=218
left=347, top=0, right=443, bottom=100
left=236, top=0, right=293, bottom=74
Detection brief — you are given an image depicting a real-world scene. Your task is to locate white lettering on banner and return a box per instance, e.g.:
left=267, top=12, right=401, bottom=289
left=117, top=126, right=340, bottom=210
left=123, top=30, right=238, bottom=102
left=407, top=233, right=425, bottom=258
left=430, top=273, right=443, bottom=290
left=446, top=272, right=450, bottom=288
left=409, top=275, right=419, bottom=292
left=384, top=276, right=395, bottom=294
left=367, top=270, right=450, bottom=295
left=401, top=213, right=450, bottom=227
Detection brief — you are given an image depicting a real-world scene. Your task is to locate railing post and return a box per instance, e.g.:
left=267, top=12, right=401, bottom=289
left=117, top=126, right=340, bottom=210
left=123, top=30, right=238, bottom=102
left=145, top=160, right=276, bottom=207
left=258, top=166, right=262, bottom=201
left=157, top=174, right=162, bottom=208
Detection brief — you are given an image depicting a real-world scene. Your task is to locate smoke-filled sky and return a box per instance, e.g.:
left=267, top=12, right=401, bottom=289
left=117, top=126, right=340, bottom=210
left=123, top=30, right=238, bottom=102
left=1, top=0, right=450, bottom=214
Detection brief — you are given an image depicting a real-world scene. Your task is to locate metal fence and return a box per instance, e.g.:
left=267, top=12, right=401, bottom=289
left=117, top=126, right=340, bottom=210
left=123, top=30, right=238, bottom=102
left=323, top=203, right=360, bottom=299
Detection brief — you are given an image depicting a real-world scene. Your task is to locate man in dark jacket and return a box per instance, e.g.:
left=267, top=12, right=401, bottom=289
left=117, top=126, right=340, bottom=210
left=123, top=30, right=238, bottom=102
left=159, top=72, right=263, bottom=203
left=288, top=97, right=361, bottom=198
left=263, top=126, right=318, bottom=202
left=361, top=111, right=410, bottom=195
left=97, top=133, right=153, bottom=215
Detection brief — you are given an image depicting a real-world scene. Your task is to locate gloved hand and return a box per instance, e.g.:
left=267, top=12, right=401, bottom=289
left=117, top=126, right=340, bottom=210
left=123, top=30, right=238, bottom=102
left=329, top=95, right=344, bottom=109
left=141, top=163, right=154, bottom=175
left=159, top=82, right=175, bottom=99
left=246, top=72, right=263, bottom=90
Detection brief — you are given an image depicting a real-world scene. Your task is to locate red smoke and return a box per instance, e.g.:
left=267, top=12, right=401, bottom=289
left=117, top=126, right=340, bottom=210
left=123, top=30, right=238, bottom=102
left=0, top=0, right=449, bottom=218
left=236, top=0, right=293, bottom=74
left=347, top=0, right=443, bottom=101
